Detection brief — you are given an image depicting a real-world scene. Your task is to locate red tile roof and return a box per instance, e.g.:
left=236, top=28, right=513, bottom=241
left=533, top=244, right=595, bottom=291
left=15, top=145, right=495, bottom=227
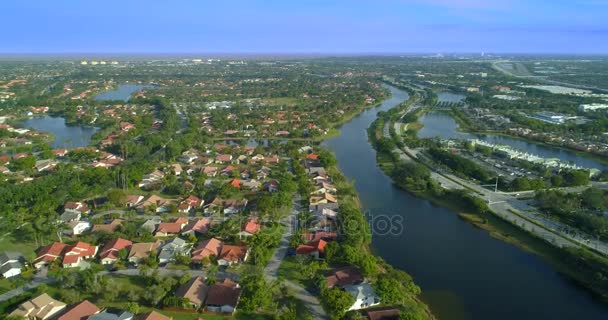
left=296, top=239, right=327, bottom=255
left=57, top=300, right=100, bottom=320
left=99, top=238, right=132, bottom=261
left=242, top=218, right=261, bottom=234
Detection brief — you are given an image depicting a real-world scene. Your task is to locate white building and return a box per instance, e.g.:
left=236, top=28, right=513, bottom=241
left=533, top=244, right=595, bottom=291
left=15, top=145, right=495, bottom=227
left=344, top=283, right=380, bottom=311
left=0, top=252, right=23, bottom=278
left=579, top=103, right=608, bottom=112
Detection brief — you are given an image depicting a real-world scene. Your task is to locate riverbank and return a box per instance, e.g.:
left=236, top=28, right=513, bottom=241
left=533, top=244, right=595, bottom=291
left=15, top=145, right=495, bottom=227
left=448, top=108, right=608, bottom=166
left=369, top=104, right=608, bottom=303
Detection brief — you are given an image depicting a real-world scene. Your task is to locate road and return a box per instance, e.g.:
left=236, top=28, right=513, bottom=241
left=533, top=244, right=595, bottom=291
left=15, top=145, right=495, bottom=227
left=382, top=98, right=608, bottom=256
left=264, top=195, right=329, bottom=320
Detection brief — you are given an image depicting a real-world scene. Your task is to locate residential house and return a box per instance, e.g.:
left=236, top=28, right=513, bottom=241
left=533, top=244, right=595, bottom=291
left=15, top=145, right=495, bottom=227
left=119, top=122, right=135, bottom=132
left=33, top=242, right=68, bottom=269
left=325, top=266, right=364, bottom=289
left=134, top=311, right=172, bottom=320
left=220, top=165, right=236, bottom=176
left=178, top=195, right=204, bottom=213
left=264, top=155, right=280, bottom=165
left=158, top=238, right=191, bottom=264
left=205, top=279, right=242, bottom=314
left=182, top=218, right=211, bottom=236
left=99, top=238, right=132, bottom=265
left=89, top=309, right=134, bottom=320
left=191, top=238, right=223, bottom=263
left=64, top=201, right=90, bottom=215
left=139, top=217, right=162, bottom=235
left=309, top=193, right=337, bottom=205
left=0, top=251, right=24, bottom=278
left=202, top=166, right=219, bottom=177
left=171, top=163, right=182, bottom=176
left=312, top=207, right=338, bottom=220
left=223, top=199, right=248, bottom=215
left=303, top=231, right=338, bottom=242
left=174, top=276, right=208, bottom=309
left=128, top=241, right=162, bottom=264
left=58, top=211, right=81, bottom=224
left=138, top=170, right=164, bottom=189
left=296, top=239, right=327, bottom=260
left=251, top=154, right=265, bottom=162
left=91, top=219, right=123, bottom=233
left=62, top=242, right=98, bottom=268
left=215, top=154, right=233, bottom=164
left=8, top=293, right=67, bottom=320
left=136, top=195, right=176, bottom=213
left=309, top=202, right=340, bottom=213
left=125, top=195, right=145, bottom=207
left=363, top=307, right=401, bottom=320
left=217, top=245, right=249, bottom=266
left=265, top=180, right=279, bottom=192
left=57, top=300, right=100, bottom=320
left=345, top=283, right=380, bottom=311
left=241, top=179, right=261, bottom=190
left=66, top=220, right=91, bottom=236
left=256, top=166, right=271, bottom=179
left=180, top=151, right=199, bottom=164
left=154, top=217, right=188, bottom=237
left=237, top=218, right=261, bottom=238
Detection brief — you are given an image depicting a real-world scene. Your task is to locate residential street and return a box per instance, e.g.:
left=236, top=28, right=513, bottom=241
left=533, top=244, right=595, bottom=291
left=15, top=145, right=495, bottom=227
left=264, top=194, right=329, bottom=320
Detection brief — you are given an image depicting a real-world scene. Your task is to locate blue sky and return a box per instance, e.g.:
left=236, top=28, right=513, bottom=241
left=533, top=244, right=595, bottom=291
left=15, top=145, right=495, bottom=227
left=1, top=0, right=607, bottom=53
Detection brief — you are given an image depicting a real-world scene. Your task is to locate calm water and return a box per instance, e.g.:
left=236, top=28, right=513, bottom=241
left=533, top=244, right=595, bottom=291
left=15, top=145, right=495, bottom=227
left=418, top=112, right=608, bottom=171
left=94, top=84, right=154, bottom=101
left=20, top=116, right=98, bottom=149
left=437, top=91, right=465, bottom=103
left=322, top=85, right=608, bottom=320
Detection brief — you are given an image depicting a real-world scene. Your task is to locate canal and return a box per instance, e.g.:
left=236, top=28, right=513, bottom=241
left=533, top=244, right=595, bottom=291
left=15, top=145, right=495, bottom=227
left=417, top=112, right=608, bottom=171
left=322, top=85, right=608, bottom=320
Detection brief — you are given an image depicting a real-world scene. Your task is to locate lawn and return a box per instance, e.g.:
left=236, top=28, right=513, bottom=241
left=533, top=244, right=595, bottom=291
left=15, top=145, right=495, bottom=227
left=0, top=234, right=38, bottom=260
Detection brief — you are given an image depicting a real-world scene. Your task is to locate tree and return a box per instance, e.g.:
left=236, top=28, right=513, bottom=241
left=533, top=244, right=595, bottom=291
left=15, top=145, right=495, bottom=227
left=126, top=302, right=140, bottom=314
left=320, top=287, right=355, bottom=320
left=107, top=189, right=127, bottom=207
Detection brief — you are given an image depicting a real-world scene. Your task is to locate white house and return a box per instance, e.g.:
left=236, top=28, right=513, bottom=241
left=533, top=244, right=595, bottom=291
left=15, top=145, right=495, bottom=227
left=66, top=220, right=91, bottom=236
left=344, top=283, right=380, bottom=311
left=0, top=252, right=23, bottom=278
left=158, top=238, right=191, bottom=264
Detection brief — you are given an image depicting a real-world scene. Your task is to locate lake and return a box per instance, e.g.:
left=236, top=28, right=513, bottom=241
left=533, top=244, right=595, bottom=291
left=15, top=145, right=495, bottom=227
left=417, top=112, right=608, bottom=171
left=94, top=84, right=155, bottom=102
left=322, top=85, right=608, bottom=320
left=20, top=116, right=98, bottom=149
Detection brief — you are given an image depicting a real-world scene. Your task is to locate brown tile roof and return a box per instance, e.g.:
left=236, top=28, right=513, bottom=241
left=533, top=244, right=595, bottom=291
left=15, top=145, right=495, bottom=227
left=91, top=219, right=123, bottom=233
left=364, top=307, right=401, bottom=320
left=135, top=311, right=172, bottom=320
left=325, top=266, right=364, bottom=288
left=218, top=245, right=248, bottom=263
left=175, top=276, right=208, bottom=306
left=57, top=300, right=99, bottom=320
left=206, top=279, right=241, bottom=308
left=129, top=241, right=161, bottom=259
